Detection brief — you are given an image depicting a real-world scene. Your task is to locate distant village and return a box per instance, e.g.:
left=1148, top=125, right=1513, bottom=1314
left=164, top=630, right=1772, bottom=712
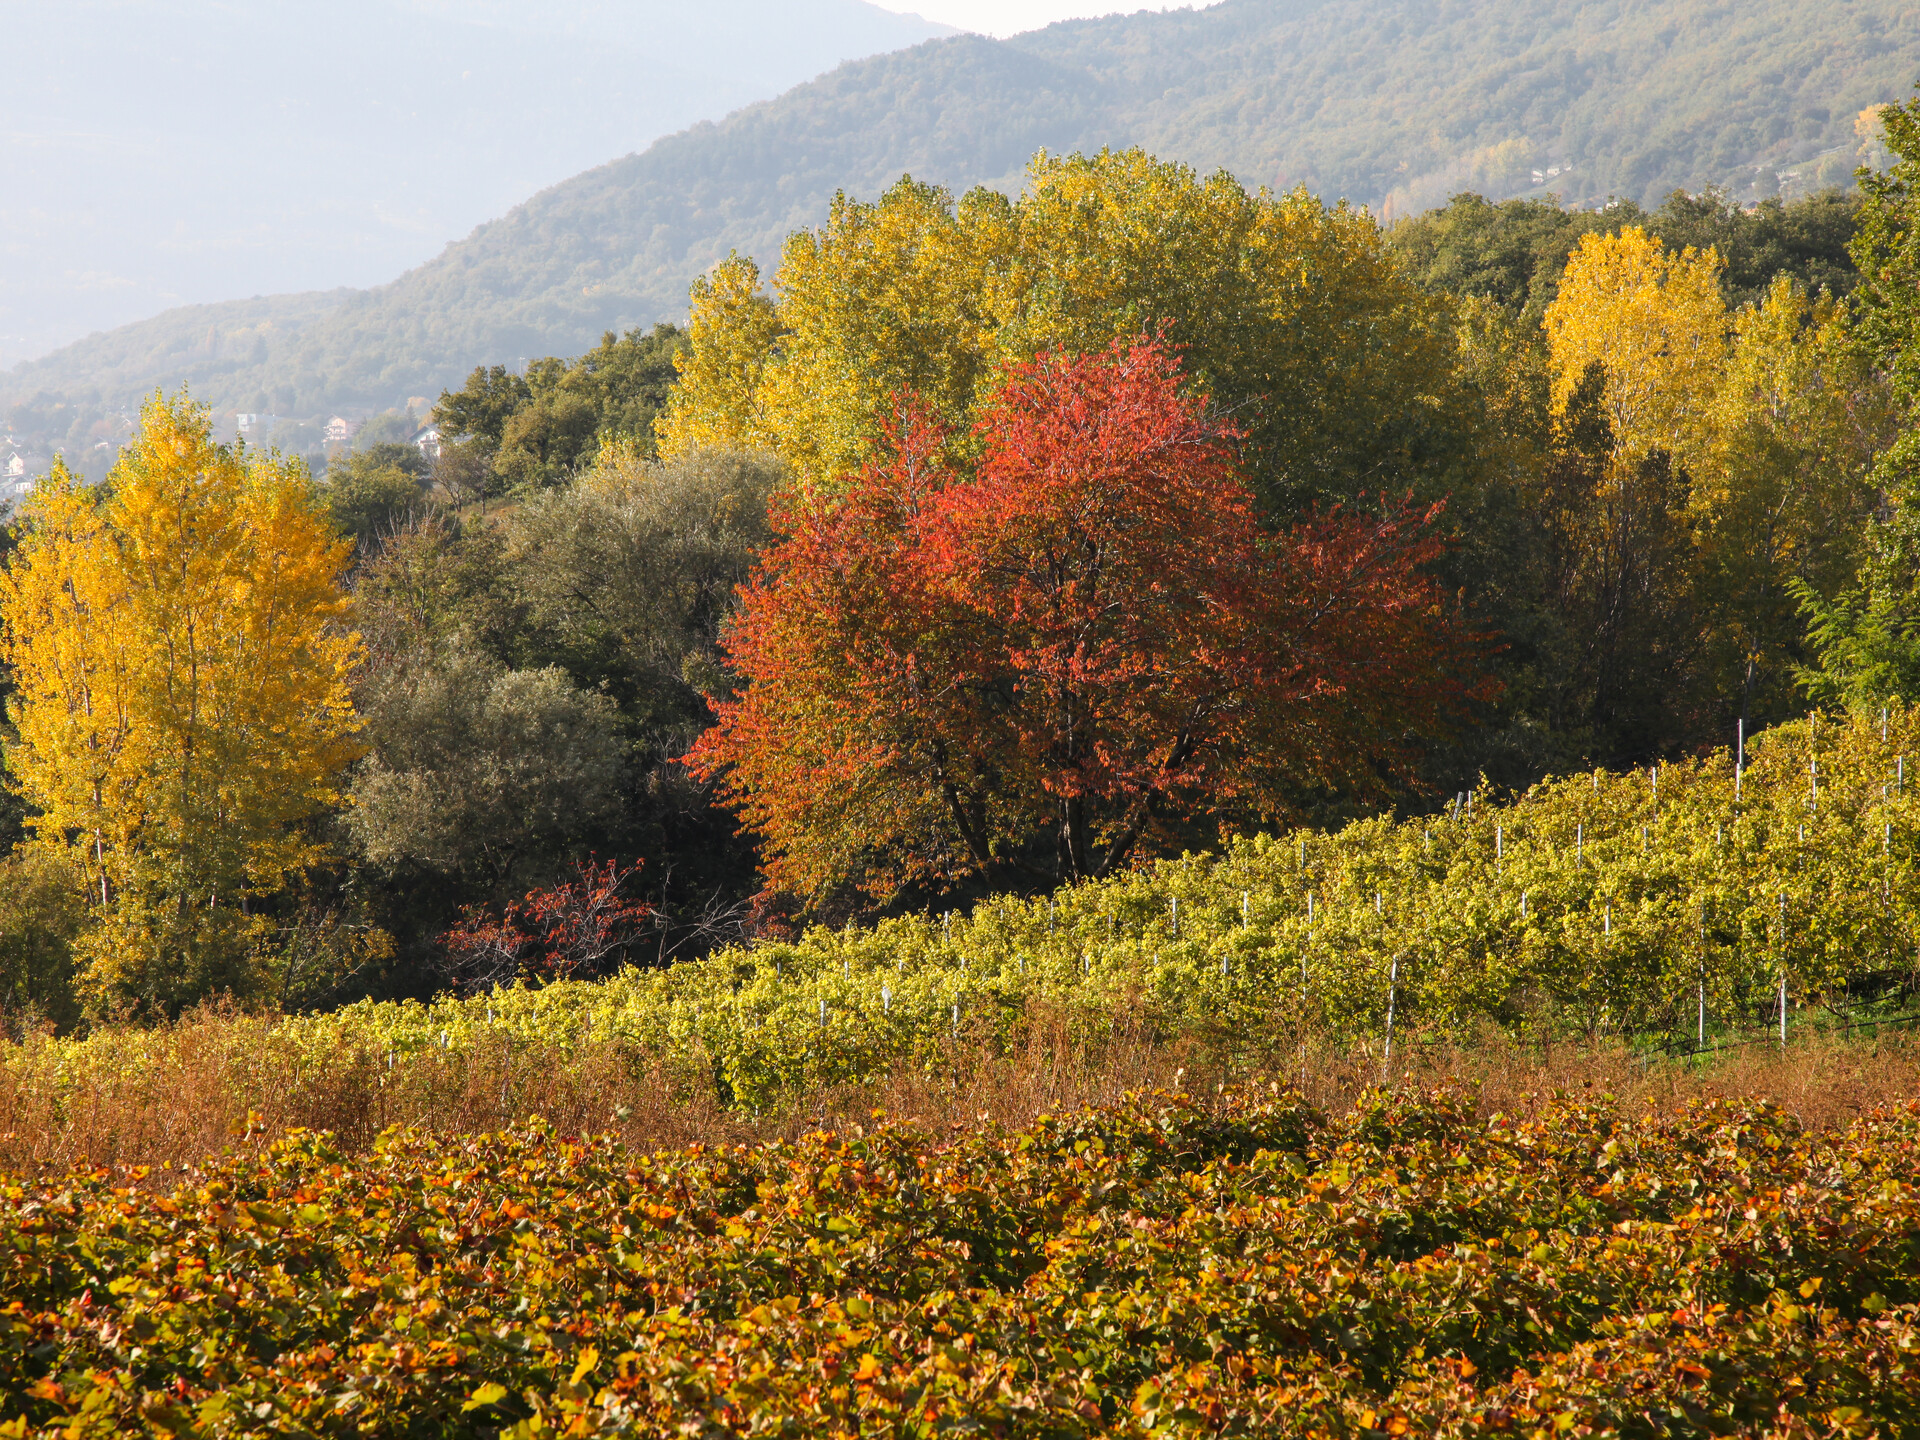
left=1, top=401, right=443, bottom=510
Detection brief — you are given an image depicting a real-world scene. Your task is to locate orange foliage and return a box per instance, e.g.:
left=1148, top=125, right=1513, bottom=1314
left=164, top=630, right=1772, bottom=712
left=689, top=338, right=1490, bottom=900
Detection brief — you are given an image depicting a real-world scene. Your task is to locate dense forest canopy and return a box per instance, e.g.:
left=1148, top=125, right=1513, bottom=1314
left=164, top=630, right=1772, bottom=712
left=4, top=0, right=1915, bottom=452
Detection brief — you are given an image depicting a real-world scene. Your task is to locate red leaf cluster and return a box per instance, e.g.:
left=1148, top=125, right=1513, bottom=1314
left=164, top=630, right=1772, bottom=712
left=440, top=857, right=652, bottom=990
left=689, top=337, right=1490, bottom=897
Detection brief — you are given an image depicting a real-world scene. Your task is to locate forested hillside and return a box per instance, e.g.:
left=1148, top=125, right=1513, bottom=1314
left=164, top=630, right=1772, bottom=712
left=6, top=0, right=1915, bottom=425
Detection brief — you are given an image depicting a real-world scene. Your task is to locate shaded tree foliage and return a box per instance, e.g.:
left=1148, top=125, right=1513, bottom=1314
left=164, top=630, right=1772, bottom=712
left=433, top=325, right=689, bottom=497
left=1797, top=87, right=1920, bottom=708
left=323, top=442, right=429, bottom=548
left=1390, top=189, right=1862, bottom=327
left=347, top=643, right=626, bottom=894
left=1393, top=187, right=1888, bottom=775
left=339, top=445, right=777, bottom=985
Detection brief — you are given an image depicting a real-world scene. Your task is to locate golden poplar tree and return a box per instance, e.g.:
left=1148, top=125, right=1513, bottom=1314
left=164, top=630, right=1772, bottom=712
left=1543, top=226, right=1728, bottom=468
left=0, top=394, right=361, bottom=1013
left=1530, top=228, right=1729, bottom=748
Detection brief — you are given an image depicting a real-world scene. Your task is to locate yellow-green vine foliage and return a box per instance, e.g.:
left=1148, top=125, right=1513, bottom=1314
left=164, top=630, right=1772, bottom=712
left=20, top=707, right=1920, bottom=1111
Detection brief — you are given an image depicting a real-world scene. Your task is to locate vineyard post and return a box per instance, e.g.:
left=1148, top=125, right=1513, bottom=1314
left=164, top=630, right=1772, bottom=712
left=1779, top=892, right=1788, bottom=1050
left=1301, top=895, right=1312, bottom=1092
left=1737, top=719, right=1745, bottom=803
left=1241, top=891, right=1249, bottom=928
left=1496, top=826, right=1503, bottom=872
left=1697, top=908, right=1706, bottom=1049
left=1384, top=951, right=1399, bottom=1074
left=1171, top=896, right=1179, bottom=938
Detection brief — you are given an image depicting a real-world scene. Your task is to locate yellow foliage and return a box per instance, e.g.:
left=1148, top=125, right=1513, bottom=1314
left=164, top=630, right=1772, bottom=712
left=1689, top=276, right=1895, bottom=706
left=0, top=394, right=361, bottom=1013
left=659, top=148, right=1466, bottom=514
left=1544, top=226, right=1728, bottom=467
left=660, top=253, right=782, bottom=459
left=1857, top=104, right=1893, bottom=172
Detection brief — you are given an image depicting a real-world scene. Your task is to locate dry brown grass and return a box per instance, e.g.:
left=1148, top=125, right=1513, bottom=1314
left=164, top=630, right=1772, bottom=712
left=2, top=1002, right=1915, bottom=1177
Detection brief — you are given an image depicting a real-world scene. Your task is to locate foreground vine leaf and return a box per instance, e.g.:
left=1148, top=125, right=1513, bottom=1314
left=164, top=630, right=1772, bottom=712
left=3, top=1091, right=1918, bottom=1437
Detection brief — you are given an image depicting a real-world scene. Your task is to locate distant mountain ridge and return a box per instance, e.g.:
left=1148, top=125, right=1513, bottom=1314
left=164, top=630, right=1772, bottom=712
left=8, top=0, right=1918, bottom=427
left=0, top=0, right=952, bottom=368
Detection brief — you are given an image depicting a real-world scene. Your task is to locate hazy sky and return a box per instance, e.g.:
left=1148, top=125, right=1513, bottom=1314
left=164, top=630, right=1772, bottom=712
left=876, top=1, right=1211, bottom=37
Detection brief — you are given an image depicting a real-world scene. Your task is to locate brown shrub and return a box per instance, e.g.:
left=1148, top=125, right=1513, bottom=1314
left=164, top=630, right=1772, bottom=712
left=0, top=998, right=1914, bottom=1177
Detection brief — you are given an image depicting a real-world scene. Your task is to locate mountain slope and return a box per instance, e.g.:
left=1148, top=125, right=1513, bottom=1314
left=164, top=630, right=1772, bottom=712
left=0, top=0, right=951, bottom=367
left=8, top=0, right=1918, bottom=423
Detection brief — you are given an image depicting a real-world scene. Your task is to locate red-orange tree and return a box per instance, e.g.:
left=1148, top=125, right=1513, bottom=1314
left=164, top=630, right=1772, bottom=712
left=689, top=339, right=1488, bottom=900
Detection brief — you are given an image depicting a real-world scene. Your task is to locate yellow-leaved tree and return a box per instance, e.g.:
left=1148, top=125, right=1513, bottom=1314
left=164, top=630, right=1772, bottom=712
left=1692, top=277, right=1895, bottom=726
left=1537, top=227, right=1895, bottom=745
left=1528, top=227, right=1728, bottom=747
left=658, top=149, right=1475, bottom=520
left=0, top=394, right=361, bottom=1014
left=1544, top=225, right=1728, bottom=469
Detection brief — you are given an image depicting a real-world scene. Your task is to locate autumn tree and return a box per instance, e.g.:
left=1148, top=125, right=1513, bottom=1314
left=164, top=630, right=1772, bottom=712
left=1851, top=89, right=1920, bottom=492
left=658, top=149, right=1476, bottom=521
left=1544, top=226, right=1729, bottom=468
left=1795, top=87, right=1920, bottom=708
left=688, top=339, right=1487, bottom=903
left=0, top=395, right=361, bottom=1014
left=1695, top=278, right=1892, bottom=725
left=438, top=857, right=651, bottom=992
left=1528, top=228, right=1725, bottom=752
